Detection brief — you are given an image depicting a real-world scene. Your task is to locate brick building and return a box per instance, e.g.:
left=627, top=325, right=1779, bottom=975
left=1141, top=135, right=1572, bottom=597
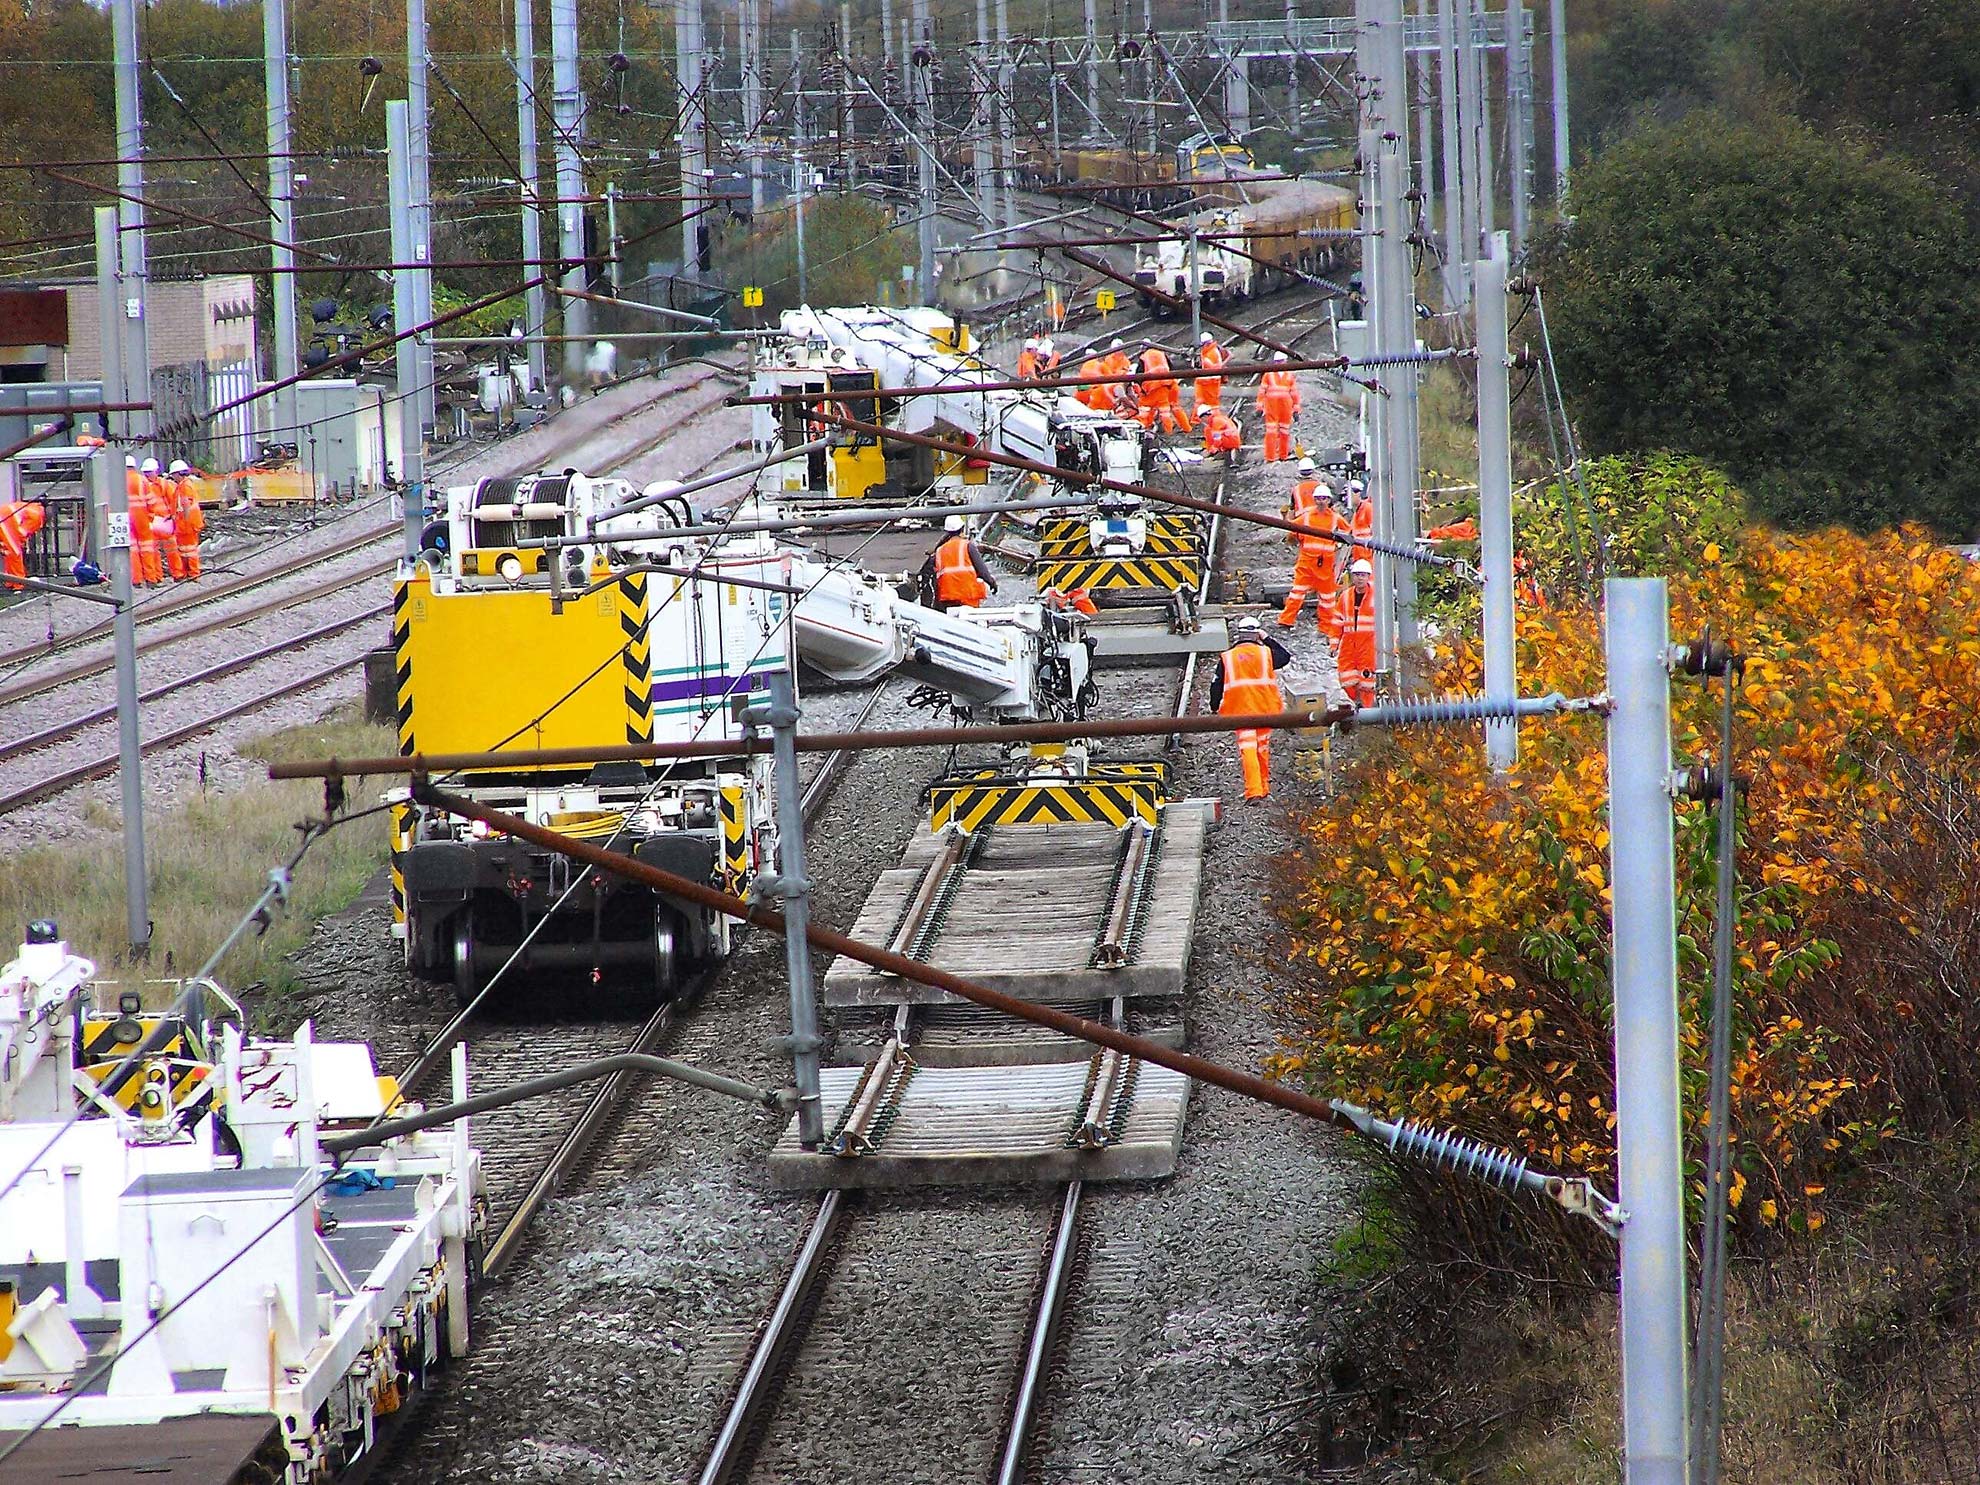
left=54, top=273, right=258, bottom=381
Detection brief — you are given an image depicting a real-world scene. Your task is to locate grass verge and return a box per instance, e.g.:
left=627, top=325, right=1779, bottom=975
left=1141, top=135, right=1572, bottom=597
left=0, top=705, right=393, bottom=998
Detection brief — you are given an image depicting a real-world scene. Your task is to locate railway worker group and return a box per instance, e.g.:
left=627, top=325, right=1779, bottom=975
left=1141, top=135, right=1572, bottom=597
left=1017, top=331, right=1306, bottom=461
left=121, top=455, right=206, bottom=585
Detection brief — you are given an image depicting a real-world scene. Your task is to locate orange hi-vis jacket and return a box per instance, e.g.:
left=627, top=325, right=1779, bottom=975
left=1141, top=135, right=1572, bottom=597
left=125, top=469, right=154, bottom=543
left=1350, top=495, right=1375, bottom=563
left=1196, top=340, right=1226, bottom=407
left=1016, top=346, right=1040, bottom=379
left=1076, top=357, right=1114, bottom=410
left=933, top=535, right=990, bottom=607
left=1289, top=480, right=1342, bottom=560
left=1201, top=407, right=1241, bottom=453
left=1259, top=367, right=1300, bottom=417
left=1217, top=639, right=1282, bottom=716
left=0, top=499, right=45, bottom=580
left=1138, top=347, right=1176, bottom=403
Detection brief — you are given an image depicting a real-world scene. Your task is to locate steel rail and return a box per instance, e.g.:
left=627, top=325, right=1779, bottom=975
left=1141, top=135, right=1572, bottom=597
left=479, top=1000, right=680, bottom=1280
left=0, top=562, right=394, bottom=716
left=0, top=651, right=363, bottom=815
left=695, top=1189, right=849, bottom=1485
left=0, top=602, right=389, bottom=765
left=0, top=522, right=396, bottom=679
left=997, top=1180, right=1085, bottom=1485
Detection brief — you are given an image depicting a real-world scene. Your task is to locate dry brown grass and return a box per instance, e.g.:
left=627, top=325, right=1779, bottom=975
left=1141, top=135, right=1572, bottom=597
left=0, top=706, right=393, bottom=999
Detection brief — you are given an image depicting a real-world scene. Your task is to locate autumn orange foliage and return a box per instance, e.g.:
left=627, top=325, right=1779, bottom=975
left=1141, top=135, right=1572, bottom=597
left=1270, top=455, right=1980, bottom=1238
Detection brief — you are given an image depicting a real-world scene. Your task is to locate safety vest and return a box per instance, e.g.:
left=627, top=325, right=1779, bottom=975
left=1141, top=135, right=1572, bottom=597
left=933, top=535, right=988, bottom=606
left=1202, top=410, right=1241, bottom=452
left=1218, top=640, right=1281, bottom=716
left=1290, top=480, right=1338, bottom=558
left=1016, top=348, right=1040, bottom=379
left=1196, top=341, right=1225, bottom=401
left=0, top=500, right=43, bottom=557
left=175, top=478, right=206, bottom=539
left=145, top=481, right=174, bottom=539
left=125, top=473, right=154, bottom=542
left=1337, top=583, right=1377, bottom=639
left=1350, top=496, right=1374, bottom=560
left=1077, top=359, right=1112, bottom=410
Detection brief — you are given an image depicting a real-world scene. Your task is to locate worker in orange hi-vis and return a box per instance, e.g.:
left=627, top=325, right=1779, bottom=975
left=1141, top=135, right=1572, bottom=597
left=142, top=458, right=183, bottom=581
left=1277, top=459, right=1345, bottom=637
left=1210, top=616, right=1291, bottom=804
left=1348, top=477, right=1375, bottom=565
left=169, top=459, right=206, bottom=579
left=1334, top=558, right=1380, bottom=708
left=925, top=513, right=999, bottom=611
left=1075, top=355, right=1115, bottom=412
left=1424, top=515, right=1478, bottom=542
left=0, top=497, right=46, bottom=587
left=1138, top=345, right=1191, bottom=434
left=123, top=457, right=155, bottom=586
left=1038, top=337, right=1060, bottom=373
left=1041, top=585, right=1098, bottom=615
left=1016, top=338, right=1042, bottom=380
left=1200, top=405, right=1241, bottom=458
left=1256, top=351, right=1300, bottom=462
left=1193, top=332, right=1226, bottom=419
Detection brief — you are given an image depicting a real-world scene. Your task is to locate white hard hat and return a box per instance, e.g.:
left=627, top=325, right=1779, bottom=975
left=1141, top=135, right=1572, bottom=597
left=1039, top=337, right=1054, bottom=351
left=140, top=457, right=159, bottom=474
left=124, top=455, right=137, bottom=468
left=1109, top=339, right=1123, bottom=350
left=1348, top=478, right=1365, bottom=494
left=1199, top=332, right=1214, bottom=344
left=1235, top=615, right=1262, bottom=634
left=1297, top=457, right=1316, bottom=474
left=168, top=459, right=189, bottom=474
left=1024, top=336, right=1038, bottom=348
left=943, top=513, right=965, bottom=533
left=1272, top=350, right=1288, bottom=361
left=1351, top=558, right=1374, bottom=576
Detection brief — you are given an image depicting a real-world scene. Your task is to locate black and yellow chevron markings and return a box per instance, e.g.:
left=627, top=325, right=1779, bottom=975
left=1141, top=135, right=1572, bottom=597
left=80, top=1056, right=214, bottom=1117
left=1036, top=514, right=1205, bottom=593
left=928, top=777, right=1164, bottom=832
left=392, top=581, right=416, bottom=756
left=618, top=573, right=653, bottom=745
left=80, top=1016, right=189, bottom=1063
left=719, top=786, right=748, bottom=892
left=389, top=804, right=412, bottom=927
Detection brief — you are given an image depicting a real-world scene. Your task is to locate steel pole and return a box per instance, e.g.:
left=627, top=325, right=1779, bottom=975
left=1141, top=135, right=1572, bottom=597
left=1375, top=0, right=1419, bottom=654
left=975, top=0, right=998, bottom=227
left=263, top=0, right=299, bottom=436
left=741, top=0, right=765, bottom=215
left=1287, top=0, right=1300, bottom=137
left=93, top=208, right=127, bottom=444
left=387, top=103, right=425, bottom=560
left=1603, top=577, right=1692, bottom=1485
left=677, top=0, right=709, bottom=278
left=756, top=672, right=824, bottom=1148
left=1436, top=0, right=1463, bottom=304
left=912, top=0, right=937, bottom=300
left=1507, top=2, right=1531, bottom=253
left=1549, top=0, right=1569, bottom=203
left=794, top=120, right=809, bottom=304
left=1470, top=0, right=1495, bottom=240
left=1475, top=231, right=1515, bottom=769
left=406, top=0, right=436, bottom=435
left=514, top=0, right=550, bottom=395
left=110, top=0, right=153, bottom=452
left=996, top=0, right=1016, bottom=229
left=550, top=0, right=589, bottom=382
left=1082, top=0, right=1100, bottom=129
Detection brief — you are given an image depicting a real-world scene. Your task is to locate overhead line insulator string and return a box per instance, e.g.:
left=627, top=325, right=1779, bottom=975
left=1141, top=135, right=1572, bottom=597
left=267, top=694, right=1604, bottom=781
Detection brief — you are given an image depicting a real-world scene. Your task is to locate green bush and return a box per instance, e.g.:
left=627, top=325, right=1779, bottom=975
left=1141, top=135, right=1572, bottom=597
left=1538, top=112, right=1980, bottom=538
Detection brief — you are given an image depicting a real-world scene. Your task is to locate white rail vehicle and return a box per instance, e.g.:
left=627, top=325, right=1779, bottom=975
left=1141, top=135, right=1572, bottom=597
left=0, top=927, right=482, bottom=1482
left=753, top=305, right=1146, bottom=503
left=1134, top=177, right=1358, bottom=311
left=393, top=469, right=1095, bottom=999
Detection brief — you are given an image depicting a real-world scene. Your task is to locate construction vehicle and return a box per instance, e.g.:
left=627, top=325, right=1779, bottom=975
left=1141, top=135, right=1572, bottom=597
left=0, top=924, right=483, bottom=1481
left=390, top=467, right=1097, bottom=1002
left=751, top=305, right=1148, bottom=505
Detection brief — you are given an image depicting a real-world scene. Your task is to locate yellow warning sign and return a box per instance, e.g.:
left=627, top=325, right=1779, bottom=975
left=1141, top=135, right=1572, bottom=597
left=741, top=285, right=765, bottom=307
left=1095, top=289, right=1117, bottom=313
